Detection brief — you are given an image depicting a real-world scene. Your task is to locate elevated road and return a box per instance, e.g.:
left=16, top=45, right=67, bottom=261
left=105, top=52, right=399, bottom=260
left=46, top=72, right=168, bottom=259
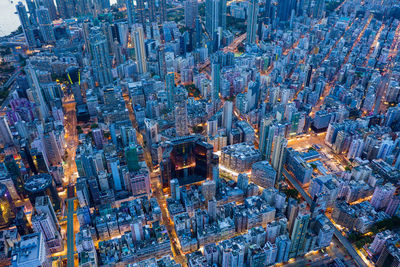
left=282, top=168, right=368, bottom=267
left=198, top=33, right=247, bottom=72
left=1, top=68, right=21, bottom=90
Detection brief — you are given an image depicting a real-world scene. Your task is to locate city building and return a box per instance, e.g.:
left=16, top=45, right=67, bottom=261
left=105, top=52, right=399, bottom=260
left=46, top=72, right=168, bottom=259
left=251, top=161, right=276, bottom=188
left=220, top=143, right=261, bottom=173
left=11, top=233, right=50, bottom=267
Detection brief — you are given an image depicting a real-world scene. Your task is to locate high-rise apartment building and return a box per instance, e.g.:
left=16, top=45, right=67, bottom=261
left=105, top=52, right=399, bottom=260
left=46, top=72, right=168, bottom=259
left=246, top=0, right=259, bottom=43
left=16, top=2, right=36, bottom=48
left=132, top=25, right=147, bottom=74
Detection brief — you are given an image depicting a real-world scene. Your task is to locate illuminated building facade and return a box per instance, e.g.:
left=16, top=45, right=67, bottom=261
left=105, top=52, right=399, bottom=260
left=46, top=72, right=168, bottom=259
left=0, top=184, right=16, bottom=228
left=24, top=174, right=61, bottom=211
left=161, top=135, right=213, bottom=188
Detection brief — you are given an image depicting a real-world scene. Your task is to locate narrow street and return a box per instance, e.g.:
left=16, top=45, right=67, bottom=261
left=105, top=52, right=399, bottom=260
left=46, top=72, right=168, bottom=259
left=150, top=171, right=187, bottom=266
left=123, top=93, right=187, bottom=266
left=283, top=168, right=369, bottom=267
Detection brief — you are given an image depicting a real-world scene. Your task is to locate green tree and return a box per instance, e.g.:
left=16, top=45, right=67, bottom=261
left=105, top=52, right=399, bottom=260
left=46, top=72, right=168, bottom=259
left=192, top=125, right=203, bottom=133
left=310, top=163, right=317, bottom=170
left=76, top=126, right=83, bottom=134
left=282, top=188, right=299, bottom=200
left=104, top=132, right=111, bottom=139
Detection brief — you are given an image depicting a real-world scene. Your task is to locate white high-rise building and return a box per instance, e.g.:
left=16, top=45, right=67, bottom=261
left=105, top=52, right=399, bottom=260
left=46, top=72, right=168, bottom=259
left=275, top=234, right=291, bottom=263
left=35, top=196, right=60, bottom=232
left=264, top=241, right=278, bottom=265
left=266, top=220, right=281, bottom=243
left=222, top=101, right=233, bottom=135
left=271, top=135, right=287, bottom=182
left=12, top=233, right=50, bottom=267
left=207, top=119, right=218, bottom=137
left=377, top=139, right=394, bottom=160
left=41, top=130, right=62, bottom=166
left=246, top=0, right=258, bottom=43
left=27, top=67, right=50, bottom=121
left=132, top=25, right=147, bottom=74
left=36, top=6, right=56, bottom=44
left=31, top=213, right=63, bottom=253
left=370, top=183, right=396, bottom=210
left=347, top=139, right=364, bottom=160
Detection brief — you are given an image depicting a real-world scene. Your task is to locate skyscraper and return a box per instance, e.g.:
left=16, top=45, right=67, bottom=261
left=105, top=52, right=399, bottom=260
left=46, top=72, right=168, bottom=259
left=26, top=0, right=38, bottom=25
left=271, top=135, right=287, bottom=183
left=205, top=0, right=227, bottom=36
left=159, top=0, right=167, bottom=23
left=175, top=101, right=189, bottom=136
left=144, top=118, right=159, bottom=146
left=41, top=0, right=57, bottom=20
left=148, top=0, right=157, bottom=23
left=222, top=101, right=233, bottom=135
left=16, top=2, right=36, bottom=48
left=65, top=0, right=76, bottom=17
left=211, top=63, right=220, bottom=101
left=166, top=73, right=176, bottom=110
left=92, top=128, right=104, bottom=149
left=56, top=0, right=75, bottom=18
left=110, top=158, right=123, bottom=191
left=312, top=0, right=325, bottom=19
left=36, top=6, right=56, bottom=44
left=277, top=0, right=296, bottom=22
left=125, top=0, right=135, bottom=27
left=157, top=45, right=167, bottom=80
left=0, top=116, right=13, bottom=146
left=75, top=0, right=92, bottom=16
left=35, top=196, right=59, bottom=231
left=370, top=183, right=396, bottom=210
left=76, top=178, right=91, bottom=207
left=170, top=178, right=180, bottom=200
left=55, top=0, right=67, bottom=18
left=31, top=212, right=63, bottom=253
left=90, top=32, right=113, bottom=86
left=27, top=67, right=50, bottom=120
left=276, top=234, right=291, bottom=263
left=264, top=0, right=272, bottom=18
left=208, top=198, right=217, bottom=222
left=125, top=145, right=140, bottom=172
left=99, top=0, right=111, bottom=10
left=135, top=0, right=146, bottom=27
left=41, top=129, right=62, bottom=166
left=184, top=0, right=198, bottom=29
left=12, top=233, right=50, bottom=267
left=132, top=25, right=147, bottom=74
left=247, top=79, right=260, bottom=110
left=289, top=209, right=310, bottom=258
left=202, top=180, right=216, bottom=202
left=195, top=16, right=202, bottom=47
left=251, top=161, right=277, bottom=188
left=246, top=0, right=259, bottom=44
left=259, top=118, right=275, bottom=160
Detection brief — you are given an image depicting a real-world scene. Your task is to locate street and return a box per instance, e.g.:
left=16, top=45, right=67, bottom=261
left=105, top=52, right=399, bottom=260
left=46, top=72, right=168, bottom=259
left=283, top=168, right=368, bottom=267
